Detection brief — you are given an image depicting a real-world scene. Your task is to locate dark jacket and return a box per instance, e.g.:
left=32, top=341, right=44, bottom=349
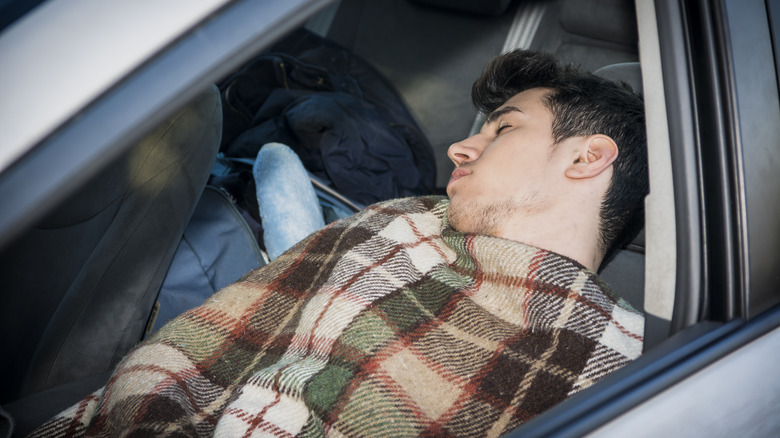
left=220, top=29, right=436, bottom=205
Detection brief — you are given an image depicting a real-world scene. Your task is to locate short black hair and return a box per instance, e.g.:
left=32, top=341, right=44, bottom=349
left=472, top=50, right=648, bottom=260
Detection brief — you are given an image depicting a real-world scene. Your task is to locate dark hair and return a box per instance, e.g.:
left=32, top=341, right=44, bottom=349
left=472, top=50, right=648, bottom=260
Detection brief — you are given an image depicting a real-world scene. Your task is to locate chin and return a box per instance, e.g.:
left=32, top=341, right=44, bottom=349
left=448, top=196, right=522, bottom=238
left=446, top=199, right=467, bottom=230
left=447, top=199, right=491, bottom=236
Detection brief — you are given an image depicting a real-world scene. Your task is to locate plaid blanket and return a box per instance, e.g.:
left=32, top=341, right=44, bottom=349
left=31, top=196, right=643, bottom=437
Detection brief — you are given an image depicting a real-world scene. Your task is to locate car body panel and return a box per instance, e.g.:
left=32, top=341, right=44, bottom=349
left=591, top=309, right=780, bottom=437
left=0, top=0, right=230, bottom=173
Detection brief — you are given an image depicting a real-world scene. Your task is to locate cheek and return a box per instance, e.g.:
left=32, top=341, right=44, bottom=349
left=490, top=157, right=527, bottom=187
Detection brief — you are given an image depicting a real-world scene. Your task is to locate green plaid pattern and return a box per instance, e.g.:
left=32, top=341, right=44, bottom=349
left=30, top=196, right=643, bottom=437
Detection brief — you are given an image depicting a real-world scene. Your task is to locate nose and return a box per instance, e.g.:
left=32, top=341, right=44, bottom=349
left=447, top=135, right=483, bottom=166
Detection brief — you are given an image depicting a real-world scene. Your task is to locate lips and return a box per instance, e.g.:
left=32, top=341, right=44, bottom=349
left=448, top=168, right=470, bottom=188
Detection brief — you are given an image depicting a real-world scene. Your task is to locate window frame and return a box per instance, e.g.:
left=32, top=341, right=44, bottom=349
left=0, top=0, right=335, bottom=252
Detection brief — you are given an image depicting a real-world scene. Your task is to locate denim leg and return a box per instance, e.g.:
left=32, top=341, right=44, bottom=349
left=253, top=143, right=325, bottom=260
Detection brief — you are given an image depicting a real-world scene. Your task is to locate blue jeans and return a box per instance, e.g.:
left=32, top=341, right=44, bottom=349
left=253, top=143, right=325, bottom=260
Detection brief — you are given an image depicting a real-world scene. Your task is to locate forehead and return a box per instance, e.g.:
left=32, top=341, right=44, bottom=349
left=483, top=87, right=554, bottom=128
left=499, top=87, right=552, bottom=112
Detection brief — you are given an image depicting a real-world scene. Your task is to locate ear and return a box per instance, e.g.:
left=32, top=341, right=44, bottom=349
left=564, top=135, right=618, bottom=179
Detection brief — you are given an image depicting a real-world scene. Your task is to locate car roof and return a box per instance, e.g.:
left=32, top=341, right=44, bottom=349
left=0, top=0, right=231, bottom=173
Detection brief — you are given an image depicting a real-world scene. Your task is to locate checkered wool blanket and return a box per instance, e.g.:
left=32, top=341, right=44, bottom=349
left=31, top=196, right=643, bottom=437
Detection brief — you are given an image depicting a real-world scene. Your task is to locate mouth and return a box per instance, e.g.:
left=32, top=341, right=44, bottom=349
left=447, top=168, right=470, bottom=189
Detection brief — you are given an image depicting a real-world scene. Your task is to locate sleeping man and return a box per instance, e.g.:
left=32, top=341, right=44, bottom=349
left=32, top=49, right=648, bottom=438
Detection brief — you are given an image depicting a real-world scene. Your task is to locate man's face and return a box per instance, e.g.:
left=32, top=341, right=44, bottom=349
left=446, top=87, right=572, bottom=236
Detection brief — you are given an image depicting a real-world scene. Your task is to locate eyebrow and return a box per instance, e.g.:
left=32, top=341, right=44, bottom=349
left=484, top=106, right=524, bottom=126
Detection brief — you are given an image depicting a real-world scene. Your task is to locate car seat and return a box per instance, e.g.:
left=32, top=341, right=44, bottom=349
left=591, top=62, right=660, bottom=350
left=535, top=0, right=639, bottom=72
left=0, top=85, right=222, bottom=430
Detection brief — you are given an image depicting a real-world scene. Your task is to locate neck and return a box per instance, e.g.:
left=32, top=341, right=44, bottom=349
left=494, top=199, right=603, bottom=271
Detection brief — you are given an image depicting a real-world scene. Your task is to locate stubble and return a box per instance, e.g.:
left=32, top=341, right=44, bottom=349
left=447, top=199, right=518, bottom=236
left=447, top=188, right=547, bottom=237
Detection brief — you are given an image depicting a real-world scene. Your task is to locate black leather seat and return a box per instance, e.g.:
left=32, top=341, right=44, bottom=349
left=0, top=85, right=222, bottom=426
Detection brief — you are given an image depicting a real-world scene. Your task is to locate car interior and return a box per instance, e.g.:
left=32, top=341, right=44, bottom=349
left=0, top=0, right=663, bottom=434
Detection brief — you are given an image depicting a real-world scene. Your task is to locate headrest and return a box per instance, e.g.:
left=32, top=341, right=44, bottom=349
left=594, top=62, right=643, bottom=95
left=560, top=0, right=638, bottom=45
left=594, top=62, right=644, bottom=254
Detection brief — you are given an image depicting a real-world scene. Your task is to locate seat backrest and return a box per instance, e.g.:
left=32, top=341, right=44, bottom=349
left=553, top=0, right=639, bottom=72
left=593, top=62, right=645, bottom=312
left=592, top=62, right=667, bottom=351
left=0, top=85, right=222, bottom=402
left=594, top=61, right=644, bottom=95
left=598, top=228, right=645, bottom=312
left=592, top=64, right=644, bottom=311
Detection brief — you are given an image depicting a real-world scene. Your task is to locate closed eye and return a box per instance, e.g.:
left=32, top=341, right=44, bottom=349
left=482, top=105, right=523, bottom=135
